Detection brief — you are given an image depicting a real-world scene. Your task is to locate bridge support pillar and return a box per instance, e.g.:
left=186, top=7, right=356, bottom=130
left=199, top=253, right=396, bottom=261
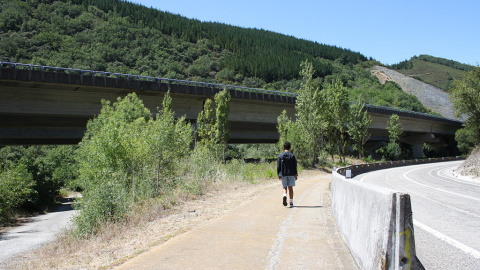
left=412, top=144, right=423, bottom=159
left=401, top=133, right=436, bottom=159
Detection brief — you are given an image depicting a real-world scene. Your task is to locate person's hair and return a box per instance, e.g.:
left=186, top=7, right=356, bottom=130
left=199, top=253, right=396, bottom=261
left=283, top=141, right=291, bottom=150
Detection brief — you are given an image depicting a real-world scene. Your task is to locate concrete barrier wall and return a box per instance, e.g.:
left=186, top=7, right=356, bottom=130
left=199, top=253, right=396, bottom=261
left=331, top=172, right=424, bottom=270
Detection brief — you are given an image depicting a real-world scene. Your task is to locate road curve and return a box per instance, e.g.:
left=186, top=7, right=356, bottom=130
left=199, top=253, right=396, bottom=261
left=358, top=161, right=480, bottom=270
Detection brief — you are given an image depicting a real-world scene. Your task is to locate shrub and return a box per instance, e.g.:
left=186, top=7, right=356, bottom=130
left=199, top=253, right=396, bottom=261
left=74, top=92, right=192, bottom=236
left=0, top=164, right=36, bottom=224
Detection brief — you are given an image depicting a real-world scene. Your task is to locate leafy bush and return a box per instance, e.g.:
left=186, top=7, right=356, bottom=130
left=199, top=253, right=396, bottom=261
left=376, top=142, right=402, bottom=161
left=0, top=145, right=78, bottom=213
left=0, top=164, right=35, bottom=224
left=74, top=92, right=192, bottom=236
left=455, top=127, right=478, bottom=154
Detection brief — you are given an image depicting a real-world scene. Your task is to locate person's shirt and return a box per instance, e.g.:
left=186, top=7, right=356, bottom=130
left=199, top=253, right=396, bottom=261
left=277, top=151, right=298, bottom=177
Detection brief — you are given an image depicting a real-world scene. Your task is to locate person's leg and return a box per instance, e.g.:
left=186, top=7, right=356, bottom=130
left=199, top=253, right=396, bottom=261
left=288, top=186, right=294, bottom=199
left=282, top=177, right=288, bottom=206
left=287, top=176, right=295, bottom=207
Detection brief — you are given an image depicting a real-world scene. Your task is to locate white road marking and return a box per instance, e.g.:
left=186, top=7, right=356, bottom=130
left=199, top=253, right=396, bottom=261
left=402, top=169, right=480, bottom=202
left=436, top=166, right=480, bottom=186
left=360, top=164, right=480, bottom=217
left=425, top=165, right=480, bottom=188
left=413, top=219, right=480, bottom=260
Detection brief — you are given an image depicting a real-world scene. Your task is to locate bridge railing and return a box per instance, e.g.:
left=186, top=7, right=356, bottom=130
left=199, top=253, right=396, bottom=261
left=0, top=61, right=297, bottom=99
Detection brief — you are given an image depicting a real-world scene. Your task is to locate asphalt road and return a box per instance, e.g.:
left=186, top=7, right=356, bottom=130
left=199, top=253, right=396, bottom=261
left=357, top=161, right=480, bottom=270
left=0, top=198, right=78, bottom=265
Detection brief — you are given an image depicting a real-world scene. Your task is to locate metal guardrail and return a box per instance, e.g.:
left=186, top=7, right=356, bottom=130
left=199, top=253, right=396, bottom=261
left=337, top=156, right=467, bottom=178
left=0, top=61, right=464, bottom=125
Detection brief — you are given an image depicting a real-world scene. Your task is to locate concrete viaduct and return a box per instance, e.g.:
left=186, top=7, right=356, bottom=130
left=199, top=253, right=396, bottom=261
left=0, top=62, right=463, bottom=157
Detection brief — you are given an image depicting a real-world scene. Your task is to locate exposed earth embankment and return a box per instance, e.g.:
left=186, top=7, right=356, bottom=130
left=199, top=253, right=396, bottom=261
left=456, top=146, right=480, bottom=178
left=371, top=66, right=456, bottom=119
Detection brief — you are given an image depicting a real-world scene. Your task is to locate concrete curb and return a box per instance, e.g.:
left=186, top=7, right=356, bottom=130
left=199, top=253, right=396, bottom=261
left=331, top=172, right=424, bottom=270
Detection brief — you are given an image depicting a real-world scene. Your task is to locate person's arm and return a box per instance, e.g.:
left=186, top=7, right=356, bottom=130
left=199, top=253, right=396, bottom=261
left=277, top=156, right=282, bottom=179
left=293, top=155, right=298, bottom=179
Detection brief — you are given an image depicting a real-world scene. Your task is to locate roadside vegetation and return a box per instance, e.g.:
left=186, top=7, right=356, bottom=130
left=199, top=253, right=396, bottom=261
left=0, top=89, right=280, bottom=235
left=277, top=61, right=397, bottom=168
left=0, top=145, right=78, bottom=225
left=450, top=66, right=480, bottom=155
left=72, top=89, right=288, bottom=236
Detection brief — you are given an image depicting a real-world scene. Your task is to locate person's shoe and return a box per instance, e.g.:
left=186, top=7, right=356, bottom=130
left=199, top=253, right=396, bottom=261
left=283, top=196, right=287, bottom=206
left=290, top=202, right=294, bottom=208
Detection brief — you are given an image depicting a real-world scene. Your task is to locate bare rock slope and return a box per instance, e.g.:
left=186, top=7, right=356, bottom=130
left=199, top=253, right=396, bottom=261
left=456, top=146, right=480, bottom=178
left=371, top=66, right=456, bottom=119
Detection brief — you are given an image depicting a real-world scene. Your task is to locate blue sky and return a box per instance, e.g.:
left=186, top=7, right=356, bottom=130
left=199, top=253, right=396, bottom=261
left=131, top=0, right=479, bottom=66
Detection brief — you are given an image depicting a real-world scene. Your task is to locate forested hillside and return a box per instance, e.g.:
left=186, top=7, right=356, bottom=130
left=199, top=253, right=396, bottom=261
left=390, top=55, right=472, bottom=91
left=0, top=0, right=431, bottom=113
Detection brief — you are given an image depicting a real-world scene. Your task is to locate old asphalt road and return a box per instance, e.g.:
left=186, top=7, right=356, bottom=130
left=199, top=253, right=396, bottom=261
left=116, top=172, right=358, bottom=270
left=0, top=197, right=78, bottom=265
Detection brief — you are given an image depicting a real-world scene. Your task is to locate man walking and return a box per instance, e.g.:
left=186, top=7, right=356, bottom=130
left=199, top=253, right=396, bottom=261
left=277, top=141, right=298, bottom=208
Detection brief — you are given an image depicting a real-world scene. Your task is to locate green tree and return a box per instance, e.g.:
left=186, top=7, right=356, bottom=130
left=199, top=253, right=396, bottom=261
left=377, top=114, right=403, bottom=160
left=148, top=91, right=192, bottom=190
left=75, top=92, right=192, bottom=236
left=347, top=100, right=372, bottom=159
left=455, top=126, right=477, bottom=154
left=197, top=98, right=216, bottom=147
left=276, top=110, right=292, bottom=151
left=324, top=80, right=350, bottom=163
left=0, top=164, right=35, bottom=224
left=214, top=89, right=231, bottom=162
left=450, top=66, right=480, bottom=152
left=292, top=61, right=324, bottom=166
left=387, top=114, right=403, bottom=143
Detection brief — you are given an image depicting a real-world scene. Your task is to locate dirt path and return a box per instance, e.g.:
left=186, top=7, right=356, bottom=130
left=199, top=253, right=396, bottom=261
left=116, top=171, right=358, bottom=270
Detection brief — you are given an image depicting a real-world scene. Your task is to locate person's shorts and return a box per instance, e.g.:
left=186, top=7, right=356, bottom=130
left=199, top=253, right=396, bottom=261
left=282, top=175, right=296, bottom=188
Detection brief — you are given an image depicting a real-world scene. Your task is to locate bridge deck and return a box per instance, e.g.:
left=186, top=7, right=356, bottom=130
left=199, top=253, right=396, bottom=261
left=0, top=62, right=463, bottom=147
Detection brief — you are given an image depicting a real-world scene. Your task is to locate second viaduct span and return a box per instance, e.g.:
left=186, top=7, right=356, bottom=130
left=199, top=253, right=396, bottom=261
left=0, top=62, right=463, bottom=157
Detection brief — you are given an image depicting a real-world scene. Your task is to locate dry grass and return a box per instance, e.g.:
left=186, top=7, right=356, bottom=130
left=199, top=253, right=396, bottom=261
left=3, top=178, right=279, bottom=270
